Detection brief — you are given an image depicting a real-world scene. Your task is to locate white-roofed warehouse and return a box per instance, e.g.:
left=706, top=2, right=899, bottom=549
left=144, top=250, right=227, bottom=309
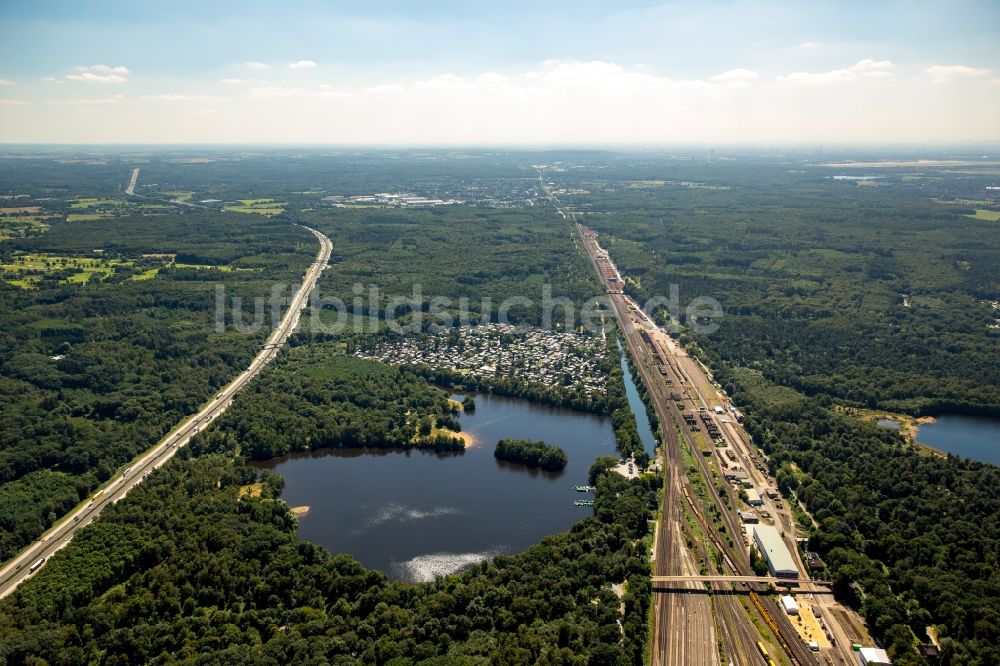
left=752, top=524, right=798, bottom=578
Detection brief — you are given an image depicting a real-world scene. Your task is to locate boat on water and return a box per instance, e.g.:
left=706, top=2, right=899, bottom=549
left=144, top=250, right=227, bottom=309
left=573, top=485, right=596, bottom=492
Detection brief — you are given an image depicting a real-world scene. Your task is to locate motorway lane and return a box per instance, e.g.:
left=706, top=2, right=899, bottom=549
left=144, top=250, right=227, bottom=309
left=0, top=225, right=331, bottom=599
left=125, top=168, right=139, bottom=195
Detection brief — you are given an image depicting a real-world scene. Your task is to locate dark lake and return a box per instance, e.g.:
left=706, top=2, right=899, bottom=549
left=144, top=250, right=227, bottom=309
left=254, top=393, right=616, bottom=582
left=619, top=342, right=657, bottom=456
left=917, top=414, right=1000, bottom=466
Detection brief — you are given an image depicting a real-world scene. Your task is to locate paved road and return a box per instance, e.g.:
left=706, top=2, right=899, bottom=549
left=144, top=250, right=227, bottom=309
left=0, top=224, right=332, bottom=599
left=125, top=167, right=139, bottom=195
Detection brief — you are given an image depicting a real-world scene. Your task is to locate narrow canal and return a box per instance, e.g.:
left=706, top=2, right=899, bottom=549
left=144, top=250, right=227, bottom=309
left=618, top=340, right=658, bottom=457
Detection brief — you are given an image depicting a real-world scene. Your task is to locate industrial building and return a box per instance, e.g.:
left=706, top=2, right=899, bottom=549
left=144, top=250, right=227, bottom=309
left=746, top=488, right=763, bottom=506
left=752, top=524, right=799, bottom=578
left=781, top=595, right=799, bottom=615
left=856, top=646, right=892, bottom=665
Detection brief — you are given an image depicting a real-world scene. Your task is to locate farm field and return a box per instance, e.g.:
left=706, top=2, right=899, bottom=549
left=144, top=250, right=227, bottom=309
left=223, top=197, right=285, bottom=215
left=966, top=209, right=1000, bottom=221
left=69, top=198, right=125, bottom=209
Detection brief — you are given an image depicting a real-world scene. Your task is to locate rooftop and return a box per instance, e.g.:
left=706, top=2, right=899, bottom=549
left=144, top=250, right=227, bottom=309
left=753, top=524, right=798, bottom=575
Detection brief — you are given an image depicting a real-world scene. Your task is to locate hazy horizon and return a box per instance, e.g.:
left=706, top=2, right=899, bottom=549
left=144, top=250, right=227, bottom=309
left=1, top=0, right=999, bottom=144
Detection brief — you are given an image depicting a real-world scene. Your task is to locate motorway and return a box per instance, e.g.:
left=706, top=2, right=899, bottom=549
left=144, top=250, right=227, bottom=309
left=125, top=167, right=139, bottom=195
left=0, top=223, right=332, bottom=599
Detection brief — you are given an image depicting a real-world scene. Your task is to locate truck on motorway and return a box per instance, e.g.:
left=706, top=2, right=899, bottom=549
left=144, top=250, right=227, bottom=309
left=28, top=557, right=46, bottom=573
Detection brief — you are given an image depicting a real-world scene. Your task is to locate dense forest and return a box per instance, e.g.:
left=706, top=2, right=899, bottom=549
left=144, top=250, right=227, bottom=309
left=494, top=439, right=568, bottom=471
left=723, top=369, right=1000, bottom=664
left=0, top=454, right=658, bottom=665
left=569, top=166, right=1000, bottom=415
left=300, top=206, right=598, bottom=329
left=4, top=150, right=998, bottom=664
left=188, top=348, right=468, bottom=460
left=0, top=210, right=314, bottom=561
left=568, top=162, right=1000, bottom=664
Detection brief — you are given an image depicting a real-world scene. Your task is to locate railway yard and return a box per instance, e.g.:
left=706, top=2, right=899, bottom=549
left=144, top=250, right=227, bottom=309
left=568, top=201, right=876, bottom=665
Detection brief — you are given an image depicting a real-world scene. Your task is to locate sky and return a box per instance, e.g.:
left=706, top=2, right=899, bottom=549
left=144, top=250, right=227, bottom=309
left=0, top=0, right=998, bottom=145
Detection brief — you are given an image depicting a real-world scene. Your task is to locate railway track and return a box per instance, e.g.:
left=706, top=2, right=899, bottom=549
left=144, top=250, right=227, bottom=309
left=571, top=216, right=817, bottom=666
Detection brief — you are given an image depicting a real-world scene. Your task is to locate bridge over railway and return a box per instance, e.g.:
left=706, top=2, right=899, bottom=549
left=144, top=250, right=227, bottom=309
left=653, top=575, right=834, bottom=589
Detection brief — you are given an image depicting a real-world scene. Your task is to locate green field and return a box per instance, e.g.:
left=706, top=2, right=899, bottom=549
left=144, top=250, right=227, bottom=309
left=129, top=267, right=161, bottom=281
left=224, top=197, right=286, bottom=215
left=66, top=213, right=111, bottom=222
left=1, top=253, right=133, bottom=287
left=965, top=209, right=1000, bottom=221
left=69, top=198, right=125, bottom=209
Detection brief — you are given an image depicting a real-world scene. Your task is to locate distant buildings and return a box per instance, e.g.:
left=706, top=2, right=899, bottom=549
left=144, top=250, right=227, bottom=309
left=805, top=551, right=826, bottom=573
left=322, top=192, right=462, bottom=207
left=752, top=524, right=798, bottom=579
left=355, top=324, right=609, bottom=396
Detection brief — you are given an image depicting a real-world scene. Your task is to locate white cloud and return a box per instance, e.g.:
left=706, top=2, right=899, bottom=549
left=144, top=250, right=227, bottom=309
left=925, top=65, right=992, bottom=82
left=365, top=83, right=406, bottom=96
left=288, top=60, right=317, bottom=69
left=799, top=41, right=816, bottom=49
left=41, top=76, right=63, bottom=84
left=140, top=93, right=228, bottom=102
left=250, top=86, right=308, bottom=99
left=777, top=59, right=894, bottom=85
left=87, top=65, right=129, bottom=75
left=10, top=58, right=1000, bottom=144
left=711, top=68, right=759, bottom=83
left=220, top=78, right=246, bottom=85
left=0, top=99, right=28, bottom=106
left=67, top=72, right=128, bottom=83
left=65, top=65, right=130, bottom=84
left=48, top=94, right=127, bottom=106
left=241, top=61, right=270, bottom=70
left=250, top=85, right=351, bottom=100
left=0, top=79, right=13, bottom=86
